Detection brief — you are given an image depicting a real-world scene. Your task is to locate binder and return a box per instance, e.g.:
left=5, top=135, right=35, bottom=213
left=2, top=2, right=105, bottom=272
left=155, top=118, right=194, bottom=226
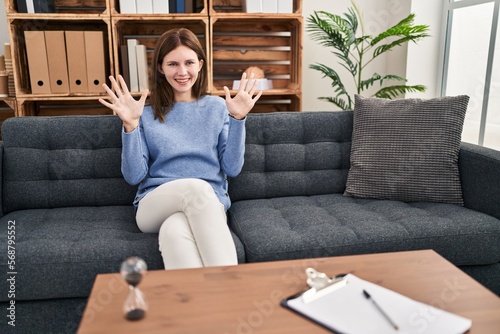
left=136, top=44, right=149, bottom=91
left=282, top=270, right=472, bottom=334
left=152, top=0, right=169, bottom=13
left=44, top=31, right=70, bottom=94
left=84, top=31, right=107, bottom=93
left=136, top=0, right=153, bottom=14
left=24, top=30, right=51, bottom=94
left=127, top=39, right=139, bottom=92
left=65, top=31, right=88, bottom=93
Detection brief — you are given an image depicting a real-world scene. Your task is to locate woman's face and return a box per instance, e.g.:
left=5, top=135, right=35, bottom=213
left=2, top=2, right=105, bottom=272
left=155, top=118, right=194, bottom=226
left=159, top=45, right=203, bottom=102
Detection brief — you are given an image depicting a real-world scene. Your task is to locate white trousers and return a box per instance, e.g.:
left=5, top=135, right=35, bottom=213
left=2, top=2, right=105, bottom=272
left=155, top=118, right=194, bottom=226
left=136, top=178, right=237, bottom=270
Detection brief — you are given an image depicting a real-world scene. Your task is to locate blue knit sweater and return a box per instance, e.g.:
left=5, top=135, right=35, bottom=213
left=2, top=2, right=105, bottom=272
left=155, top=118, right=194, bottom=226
left=121, top=95, right=246, bottom=210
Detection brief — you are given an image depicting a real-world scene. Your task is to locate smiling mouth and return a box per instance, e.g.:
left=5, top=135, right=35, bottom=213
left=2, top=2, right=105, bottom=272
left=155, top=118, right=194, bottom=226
left=175, top=78, right=190, bottom=84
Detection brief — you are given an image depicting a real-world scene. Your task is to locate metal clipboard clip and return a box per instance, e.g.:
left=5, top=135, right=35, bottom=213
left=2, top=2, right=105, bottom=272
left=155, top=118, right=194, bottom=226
left=301, top=268, right=348, bottom=304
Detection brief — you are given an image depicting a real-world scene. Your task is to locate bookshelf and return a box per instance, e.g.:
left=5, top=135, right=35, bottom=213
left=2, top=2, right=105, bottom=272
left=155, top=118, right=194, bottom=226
left=4, top=0, right=302, bottom=115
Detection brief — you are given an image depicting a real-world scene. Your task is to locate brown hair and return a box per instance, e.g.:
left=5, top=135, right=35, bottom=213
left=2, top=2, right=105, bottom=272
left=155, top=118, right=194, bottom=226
left=150, top=28, right=208, bottom=122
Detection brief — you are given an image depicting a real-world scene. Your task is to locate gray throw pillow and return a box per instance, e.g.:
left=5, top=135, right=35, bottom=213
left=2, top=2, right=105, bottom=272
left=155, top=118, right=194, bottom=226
left=344, top=94, right=469, bottom=205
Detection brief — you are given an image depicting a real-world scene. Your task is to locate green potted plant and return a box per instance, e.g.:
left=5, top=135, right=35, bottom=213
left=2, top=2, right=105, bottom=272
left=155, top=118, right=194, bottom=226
left=307, top=1, right=431, bottom=110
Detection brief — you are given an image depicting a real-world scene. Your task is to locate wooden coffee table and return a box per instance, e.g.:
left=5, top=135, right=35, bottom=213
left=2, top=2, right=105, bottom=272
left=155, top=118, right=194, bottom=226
left=77, top=250, right=499, bottom=333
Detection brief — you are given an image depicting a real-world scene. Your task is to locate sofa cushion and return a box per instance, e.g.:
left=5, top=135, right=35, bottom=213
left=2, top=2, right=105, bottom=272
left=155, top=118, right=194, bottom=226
left=0, top=206, right=163, bottom=301
left=228, top=194, right=500, bottom=265
left=344, top=95, right=468, bottom=205
left=0, top=206, right=246, bottom=302
left=1, top=116, right=137, bottom=213
left=228, top=111, right=353, bottom=202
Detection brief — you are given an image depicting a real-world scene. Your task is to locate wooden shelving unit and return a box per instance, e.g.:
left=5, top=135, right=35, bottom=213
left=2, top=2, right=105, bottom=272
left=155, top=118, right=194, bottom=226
left=4, top=0, right=302, bottom=115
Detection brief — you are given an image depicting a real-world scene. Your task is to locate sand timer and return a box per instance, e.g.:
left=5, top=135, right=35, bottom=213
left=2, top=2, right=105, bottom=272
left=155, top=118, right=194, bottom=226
left=120, top=256, right=148, bottom=320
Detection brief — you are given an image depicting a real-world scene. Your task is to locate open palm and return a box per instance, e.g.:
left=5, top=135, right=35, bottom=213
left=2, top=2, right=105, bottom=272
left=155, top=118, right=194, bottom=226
left=99, top=75, right=148, bottom=130
left=224, top=72, right=263, bottom=120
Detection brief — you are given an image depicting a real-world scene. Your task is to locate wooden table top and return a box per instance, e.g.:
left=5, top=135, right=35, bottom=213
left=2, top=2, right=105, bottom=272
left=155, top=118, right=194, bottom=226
left=77, top=250, right=500, bottom=333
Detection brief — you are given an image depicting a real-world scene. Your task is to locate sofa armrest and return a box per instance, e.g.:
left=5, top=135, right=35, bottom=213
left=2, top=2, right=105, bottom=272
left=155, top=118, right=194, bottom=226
left=459, top=142, right=500, bottom=220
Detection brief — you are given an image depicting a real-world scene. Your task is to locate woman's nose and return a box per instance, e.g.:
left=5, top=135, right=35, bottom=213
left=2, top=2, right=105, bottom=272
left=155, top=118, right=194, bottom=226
left=177, top=65, right=187, bottom=75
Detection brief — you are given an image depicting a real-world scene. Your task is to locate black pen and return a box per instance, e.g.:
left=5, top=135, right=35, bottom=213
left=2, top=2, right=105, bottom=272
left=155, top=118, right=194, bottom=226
left=363, top=289, right=399, bottom=330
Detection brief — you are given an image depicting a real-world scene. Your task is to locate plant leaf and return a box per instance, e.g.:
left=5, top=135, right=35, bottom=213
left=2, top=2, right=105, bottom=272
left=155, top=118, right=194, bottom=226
left=318, top=96, right=352, bottom=110
left=374, top=85, right=427, bottom=99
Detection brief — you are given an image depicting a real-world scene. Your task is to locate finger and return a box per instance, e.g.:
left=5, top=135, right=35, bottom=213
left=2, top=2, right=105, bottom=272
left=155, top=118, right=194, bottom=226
left=139, top=89, right=149, bottom=104
left=101, top=83, right=118, bottom=102
left=117, top=75, right=131, bottom=95
left=244, top=73, right=255, bottom=92
left=98, top=98, right=117, bottom=111
left=248, top=78, right=260, bottom=96
left=252, top=90, right=263, bottom=102
left=109, top=76, right=123, bottom=98
left=238, top=72, right=248, bottom=93
left=223, top=86, right=231, bottom=101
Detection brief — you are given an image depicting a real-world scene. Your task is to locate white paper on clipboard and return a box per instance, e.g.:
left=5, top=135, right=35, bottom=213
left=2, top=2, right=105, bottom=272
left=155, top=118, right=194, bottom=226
left=282, top=274, right=471, bottom=334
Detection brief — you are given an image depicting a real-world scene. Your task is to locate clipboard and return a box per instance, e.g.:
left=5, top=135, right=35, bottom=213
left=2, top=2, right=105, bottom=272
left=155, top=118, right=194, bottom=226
left=281, top=269, right=472, bottom=334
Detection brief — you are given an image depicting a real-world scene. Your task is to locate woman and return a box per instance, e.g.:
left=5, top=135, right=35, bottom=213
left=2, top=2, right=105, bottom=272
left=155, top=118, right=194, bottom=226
left=99, top=28, right=262, bottom=269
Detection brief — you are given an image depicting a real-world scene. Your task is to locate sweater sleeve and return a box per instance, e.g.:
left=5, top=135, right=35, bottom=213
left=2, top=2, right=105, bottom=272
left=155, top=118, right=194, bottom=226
left=219, top=114, right=246, bottom=177
left=121, top=121, right=149, bottom=186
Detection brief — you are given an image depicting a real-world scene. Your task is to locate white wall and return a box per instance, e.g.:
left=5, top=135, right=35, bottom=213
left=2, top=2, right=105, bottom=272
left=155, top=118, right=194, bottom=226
left=0, top=4, right=8, bottom=46
left=302, top=0, right=417, bottom=110
left=0, top=1, right=437, bottom=111
left=406, top=0, right=443, bottom=98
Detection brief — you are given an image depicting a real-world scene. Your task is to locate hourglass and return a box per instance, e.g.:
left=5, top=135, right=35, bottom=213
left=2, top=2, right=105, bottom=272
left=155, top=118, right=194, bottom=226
left=120, top=257, right=148, bottom=320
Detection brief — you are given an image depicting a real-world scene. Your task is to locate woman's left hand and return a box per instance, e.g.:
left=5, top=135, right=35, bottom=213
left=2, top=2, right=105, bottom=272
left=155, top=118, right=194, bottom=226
left=223, top=72, right=263, bottom=120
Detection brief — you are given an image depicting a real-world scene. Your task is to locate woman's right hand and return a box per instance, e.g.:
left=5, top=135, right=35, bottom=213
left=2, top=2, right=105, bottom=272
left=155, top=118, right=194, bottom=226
left=98, top=75, right=149, bottom=132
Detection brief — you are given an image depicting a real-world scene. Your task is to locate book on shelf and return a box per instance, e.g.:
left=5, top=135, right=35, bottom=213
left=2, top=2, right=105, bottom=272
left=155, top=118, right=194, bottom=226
left=136, top=45, right=149, bottom=91
left=278, top=0, right=293, bottom=13
left=16, top=0, right=28, bottom=13
left=119, top=0, right=137, bottom=14
left=262, top=0, right=277, bottom=13
left=120, top=45, right=131, bottom=88
left=243, top=0, right=262, bottom=13
left=176, top=0, right=184, bottom=13
left=127, top=39, right=140, bottom=92
left=137, top=0, right=153, bottom=14
left=152, top=0, right=169, bottom=13
left=34, top=0, right=55, bottom=13
left=168, top=0, right=176, bottom=13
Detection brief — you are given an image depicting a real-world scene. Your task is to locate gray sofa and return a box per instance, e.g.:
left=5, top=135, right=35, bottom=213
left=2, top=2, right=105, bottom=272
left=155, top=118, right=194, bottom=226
left=0, top=111, right=499, bottom=333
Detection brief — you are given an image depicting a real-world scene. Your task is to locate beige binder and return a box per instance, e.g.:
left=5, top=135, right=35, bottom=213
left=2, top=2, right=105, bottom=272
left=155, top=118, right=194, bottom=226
left=84, top=31, right=106, bottom=93
left=24, top=30, right=51, bottom=94
left=45, top=31, right=70, bottom=94
left=65, top=31, right=88, bottom=93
